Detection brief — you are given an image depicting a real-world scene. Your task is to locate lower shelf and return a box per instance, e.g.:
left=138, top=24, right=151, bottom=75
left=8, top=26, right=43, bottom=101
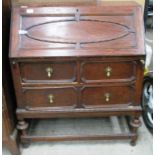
left=21, top=116, right=136, bottom=144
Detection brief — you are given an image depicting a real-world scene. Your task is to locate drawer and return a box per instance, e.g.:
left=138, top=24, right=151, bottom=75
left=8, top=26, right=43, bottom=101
left=22, top=87, right=77, bottom=110
left=20, top=62, right=77, bottom=83
left=81, top=85, right=134, bottom=107
left=81, top=61, right=135, bottom=82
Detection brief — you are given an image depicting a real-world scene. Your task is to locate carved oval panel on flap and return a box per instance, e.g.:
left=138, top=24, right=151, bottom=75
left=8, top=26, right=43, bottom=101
left=25, top=20, right=132, bottom=44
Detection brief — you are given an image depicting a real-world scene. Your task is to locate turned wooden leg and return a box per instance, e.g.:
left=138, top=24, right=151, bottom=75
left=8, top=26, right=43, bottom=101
left=17, top=120, right=30, bottom=148
left=129, top=116, right=141, bottom=146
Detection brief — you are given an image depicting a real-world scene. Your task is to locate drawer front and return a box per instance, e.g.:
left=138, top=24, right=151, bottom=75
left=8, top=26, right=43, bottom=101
left=20, top=62, right=76, bottom=83
left=22, top=87, right=77, bottom=109
left=81, top=85, right=134, bottom=107
left=81, top=61, right=135, bottom=82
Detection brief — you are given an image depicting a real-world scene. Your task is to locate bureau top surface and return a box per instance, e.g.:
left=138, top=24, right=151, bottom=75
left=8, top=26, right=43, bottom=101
left=9, top=1, right=145, bottom=58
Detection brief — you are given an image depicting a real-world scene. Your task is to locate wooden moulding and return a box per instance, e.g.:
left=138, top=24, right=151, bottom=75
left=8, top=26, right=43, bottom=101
left=21, top=133, right=136, bottom=142
left=16, top=106, right=142, bottom=119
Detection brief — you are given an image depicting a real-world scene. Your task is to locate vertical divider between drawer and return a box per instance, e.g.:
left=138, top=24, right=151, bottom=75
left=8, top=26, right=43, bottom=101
left=76, top=60, right=82, bottom=108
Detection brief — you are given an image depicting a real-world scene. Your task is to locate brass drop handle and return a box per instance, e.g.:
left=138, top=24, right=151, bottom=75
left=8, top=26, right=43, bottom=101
left=140, top=59, right=145, bottom=65
left=105, top=67, right=112, bottom=77
left=104, top=93, right=110, bottom=102
left=46, top=67, right=53, bottom=78
left=48, top=94, right=54, bottom=104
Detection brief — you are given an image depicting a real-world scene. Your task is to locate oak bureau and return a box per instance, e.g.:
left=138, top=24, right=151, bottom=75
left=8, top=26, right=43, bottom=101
left=9, top=1, right=145, bottom=146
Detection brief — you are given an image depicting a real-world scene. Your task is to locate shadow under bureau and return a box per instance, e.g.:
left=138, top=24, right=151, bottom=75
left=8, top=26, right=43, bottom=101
left=9, top=1, right=145, bottom=146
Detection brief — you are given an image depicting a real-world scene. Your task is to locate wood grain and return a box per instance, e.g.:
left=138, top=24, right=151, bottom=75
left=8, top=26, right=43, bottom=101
left=9, top=2, right=145, bottom=145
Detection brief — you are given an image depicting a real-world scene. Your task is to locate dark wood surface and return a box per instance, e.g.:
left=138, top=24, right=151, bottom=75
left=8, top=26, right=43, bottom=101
left=3, top=0, right=20, bottom=154
left=9, top=1, right=145, bottom=146
left=3, top=89, right=20, bottom=155
left=20, top=61, right=77, bottom=83
left=9, top=1, right=145, bottom=58
left=81, top=85, right=134, bottom=107
left=12, top=0, right=97, bottom=7
left=81, top=61, right=136, bottom=82
left=3, top=0, right=16, bottom=127
left=22, top=87, right=77, bottom=109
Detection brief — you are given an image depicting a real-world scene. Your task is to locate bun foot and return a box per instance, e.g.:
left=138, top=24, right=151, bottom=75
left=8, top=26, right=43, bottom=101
left=22, top=142, right=30, bottom=148
left=130, top=140, right=136, bottom=146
